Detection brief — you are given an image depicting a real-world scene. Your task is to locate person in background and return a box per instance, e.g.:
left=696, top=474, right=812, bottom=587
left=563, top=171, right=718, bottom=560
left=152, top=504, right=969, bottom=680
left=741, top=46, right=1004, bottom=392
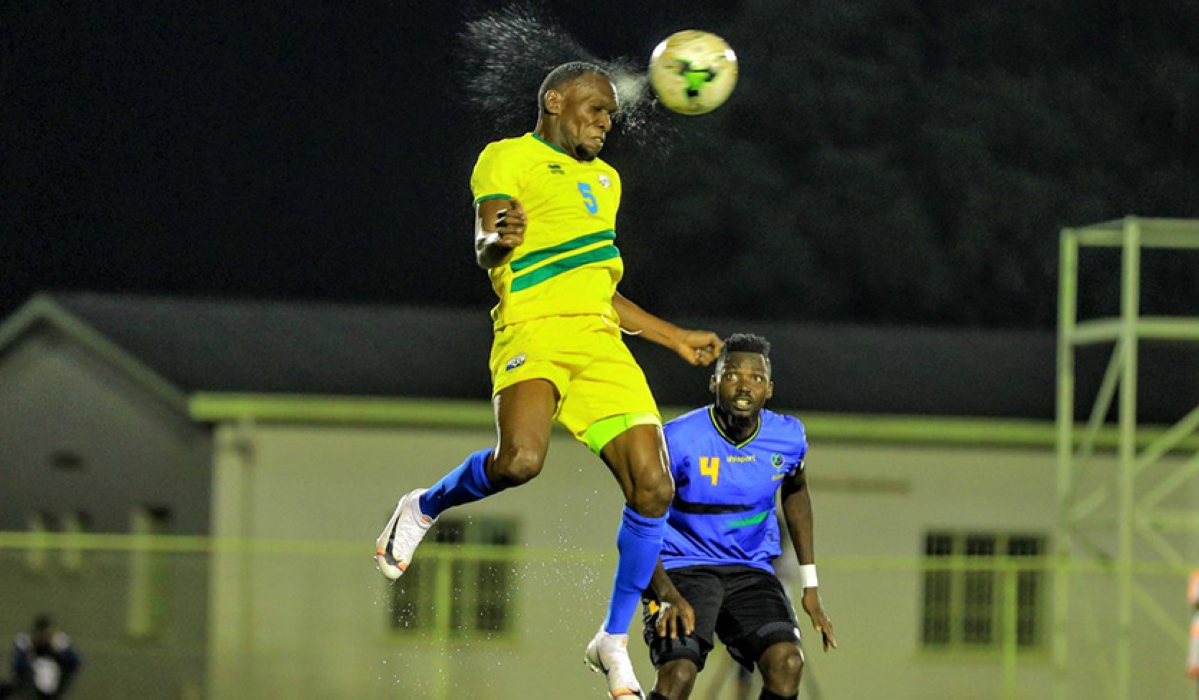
left=9, top=615, right=82, bottom=699
left=1188, top=568, right=1199, bottom=695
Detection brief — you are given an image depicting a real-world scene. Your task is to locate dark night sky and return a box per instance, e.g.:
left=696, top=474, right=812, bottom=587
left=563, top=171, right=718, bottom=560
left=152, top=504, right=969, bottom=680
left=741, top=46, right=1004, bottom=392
left=4, top=1, right=1199, bottom=327
left=1, top=1, right=734, bottom=319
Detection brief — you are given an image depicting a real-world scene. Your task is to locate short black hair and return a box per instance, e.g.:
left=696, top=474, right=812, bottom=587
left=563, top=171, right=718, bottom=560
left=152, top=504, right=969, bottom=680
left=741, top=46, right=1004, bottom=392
left=720, top=333, right=771, bottom=359
left=715, top=333, right=772, bottom=375
left=538, top=61, right=611, bottom=111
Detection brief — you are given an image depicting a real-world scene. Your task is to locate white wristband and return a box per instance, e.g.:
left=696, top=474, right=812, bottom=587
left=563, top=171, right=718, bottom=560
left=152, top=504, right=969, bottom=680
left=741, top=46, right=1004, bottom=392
left=799, top=564, right=818, bottom=589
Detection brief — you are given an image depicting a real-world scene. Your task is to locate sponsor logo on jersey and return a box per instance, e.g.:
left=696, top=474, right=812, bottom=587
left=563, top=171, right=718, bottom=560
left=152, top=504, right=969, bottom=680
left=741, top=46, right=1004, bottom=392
left=727, top=455, right=756, bottom=463
left=548, top=164, right=564, bottom=175
left=505, top=353, right=527, bottom=371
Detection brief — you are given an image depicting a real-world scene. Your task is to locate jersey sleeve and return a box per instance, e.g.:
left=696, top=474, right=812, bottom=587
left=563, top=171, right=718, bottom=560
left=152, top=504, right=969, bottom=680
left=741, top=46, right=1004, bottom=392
left=470, top=141, right=520, bottom=205
left=789, top=416, right=809, bottom=475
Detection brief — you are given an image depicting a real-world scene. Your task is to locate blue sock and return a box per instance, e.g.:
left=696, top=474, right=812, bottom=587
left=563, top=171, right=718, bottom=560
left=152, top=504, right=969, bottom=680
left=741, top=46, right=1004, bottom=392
left=418, top=448, right=498, bottom=519
left=604, top=506, right=667, bottom=634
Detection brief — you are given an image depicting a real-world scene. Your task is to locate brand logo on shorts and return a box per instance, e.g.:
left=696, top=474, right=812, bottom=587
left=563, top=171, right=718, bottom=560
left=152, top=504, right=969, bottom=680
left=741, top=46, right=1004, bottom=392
left=505, top=353, right=527, bottom=371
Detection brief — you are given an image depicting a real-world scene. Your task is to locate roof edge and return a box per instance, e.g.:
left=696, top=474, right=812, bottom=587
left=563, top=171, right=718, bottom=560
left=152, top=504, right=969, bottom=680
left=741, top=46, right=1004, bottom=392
left=0, top=294, right=190, bottom=413
left=188, top=392, right=1199, bottom=451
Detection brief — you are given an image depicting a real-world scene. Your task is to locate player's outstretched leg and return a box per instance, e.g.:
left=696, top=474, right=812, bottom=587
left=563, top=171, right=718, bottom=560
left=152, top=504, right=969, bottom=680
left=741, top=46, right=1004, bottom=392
left=373, top=447, right=496, bottom=580
left=585, top=423, right=674, bottom=699
left=583, top=508, right=664, bottom=699
left=375, top=382, right=556, bottom=580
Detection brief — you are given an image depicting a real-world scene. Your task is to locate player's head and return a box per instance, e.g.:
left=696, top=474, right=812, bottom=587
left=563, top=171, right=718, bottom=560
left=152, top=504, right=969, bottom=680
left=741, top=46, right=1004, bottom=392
left=536, top=61, right=618, bottom=162
left=710, top=333, right=774, bottom=425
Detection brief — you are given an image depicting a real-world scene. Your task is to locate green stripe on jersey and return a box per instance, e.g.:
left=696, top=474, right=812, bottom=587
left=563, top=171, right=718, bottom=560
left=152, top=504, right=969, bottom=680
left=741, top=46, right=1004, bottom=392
left=510, top=245, right=620, bottom=292
left=532, top=133, right=569, bottom=154
left=510, top=230, right=616, bottom=272
left=727, top=510, right=771, bottom=528
left=474, top=193, right=512, bottom=206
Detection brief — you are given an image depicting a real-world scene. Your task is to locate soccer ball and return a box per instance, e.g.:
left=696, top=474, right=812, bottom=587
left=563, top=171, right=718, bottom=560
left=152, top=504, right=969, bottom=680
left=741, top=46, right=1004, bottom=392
left=648, top=30, right=739, bottom=115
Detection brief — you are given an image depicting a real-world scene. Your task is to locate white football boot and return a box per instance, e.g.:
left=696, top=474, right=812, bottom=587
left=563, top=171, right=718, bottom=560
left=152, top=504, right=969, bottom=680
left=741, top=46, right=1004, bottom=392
left=374, top=488, right=434, bottom=580
left=584, top=628, right=644, bottom=698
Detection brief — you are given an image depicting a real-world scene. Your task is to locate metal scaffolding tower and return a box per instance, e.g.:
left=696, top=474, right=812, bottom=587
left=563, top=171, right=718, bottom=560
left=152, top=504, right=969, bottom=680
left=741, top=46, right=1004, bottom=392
left=1055, top=217, right=1199, bottom=700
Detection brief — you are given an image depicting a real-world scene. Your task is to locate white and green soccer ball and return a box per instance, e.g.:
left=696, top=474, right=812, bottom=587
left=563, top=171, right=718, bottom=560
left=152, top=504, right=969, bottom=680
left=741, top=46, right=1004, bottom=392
left=648, top=30, right=739, bottom=115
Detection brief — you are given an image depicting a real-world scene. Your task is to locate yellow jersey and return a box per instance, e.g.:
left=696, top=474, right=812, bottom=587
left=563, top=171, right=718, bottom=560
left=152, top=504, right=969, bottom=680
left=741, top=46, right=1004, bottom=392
left=470, top=132, right=623, bottom=329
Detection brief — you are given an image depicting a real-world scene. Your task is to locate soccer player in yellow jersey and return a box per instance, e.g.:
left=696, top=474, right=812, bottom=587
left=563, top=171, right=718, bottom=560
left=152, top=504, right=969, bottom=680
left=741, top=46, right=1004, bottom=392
left=374, top=62, right=722, bottom=699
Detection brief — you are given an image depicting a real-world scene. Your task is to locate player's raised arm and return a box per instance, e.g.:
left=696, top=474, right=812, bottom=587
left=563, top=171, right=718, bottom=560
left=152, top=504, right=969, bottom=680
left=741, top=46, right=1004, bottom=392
left=474, top=197, right=526, bottom=269
left=611, top=292, right=722, bottom=366
left=782, top=468, right=837, bottom=651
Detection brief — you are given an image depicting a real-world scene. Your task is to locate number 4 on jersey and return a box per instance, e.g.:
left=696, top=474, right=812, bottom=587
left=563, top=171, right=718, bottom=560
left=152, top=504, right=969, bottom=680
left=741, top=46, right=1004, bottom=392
left=700, top=456, right=720, bottom=486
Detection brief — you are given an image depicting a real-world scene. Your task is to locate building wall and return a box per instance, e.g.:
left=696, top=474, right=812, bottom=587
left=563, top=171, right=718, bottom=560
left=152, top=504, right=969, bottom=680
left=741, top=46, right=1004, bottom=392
left=0, top=327, right=212, bottom=699
left=208, top=418, right=1198, bottom=700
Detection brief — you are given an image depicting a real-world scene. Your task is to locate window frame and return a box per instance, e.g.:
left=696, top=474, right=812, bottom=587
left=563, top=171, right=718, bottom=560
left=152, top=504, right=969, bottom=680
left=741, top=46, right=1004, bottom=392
left=387, top=515, right=519, bottom=639
left=920, top=530, right=1047, bottom=654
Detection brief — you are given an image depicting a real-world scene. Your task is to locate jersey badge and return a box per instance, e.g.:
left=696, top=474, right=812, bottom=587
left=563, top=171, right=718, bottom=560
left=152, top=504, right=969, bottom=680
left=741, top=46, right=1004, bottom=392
left=598, top=173, right=612, bottom=189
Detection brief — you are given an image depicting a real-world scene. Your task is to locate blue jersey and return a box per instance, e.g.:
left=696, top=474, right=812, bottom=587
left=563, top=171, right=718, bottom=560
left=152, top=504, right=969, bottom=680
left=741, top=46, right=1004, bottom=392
left=661, top=406, right=808, bottom=573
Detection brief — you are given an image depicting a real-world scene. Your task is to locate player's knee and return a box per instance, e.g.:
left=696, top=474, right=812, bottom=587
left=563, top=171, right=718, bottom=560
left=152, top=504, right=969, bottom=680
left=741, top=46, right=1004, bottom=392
left=491, top=445, right=545, bottom=487
left=629, top=471, right=673, bottom=518
left=759, top=643, right=803, bottom=691
left=655, top=659, right=698, bottom=691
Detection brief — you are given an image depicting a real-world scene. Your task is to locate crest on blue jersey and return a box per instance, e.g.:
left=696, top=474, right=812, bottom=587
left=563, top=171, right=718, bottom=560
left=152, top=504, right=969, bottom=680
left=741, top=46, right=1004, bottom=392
left=505, top=353, right=527, bottom=371
left=771, top=453, right=785, bottom=469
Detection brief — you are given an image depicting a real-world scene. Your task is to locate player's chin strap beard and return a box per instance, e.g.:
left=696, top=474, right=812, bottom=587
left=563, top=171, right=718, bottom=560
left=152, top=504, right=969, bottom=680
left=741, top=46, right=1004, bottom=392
left=716, top=406, right=757, bottom=438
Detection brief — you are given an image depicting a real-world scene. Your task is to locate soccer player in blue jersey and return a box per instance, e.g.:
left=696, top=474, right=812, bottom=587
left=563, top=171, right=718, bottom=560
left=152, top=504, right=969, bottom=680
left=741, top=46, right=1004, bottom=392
left=641, top=333, right=836, bottom=700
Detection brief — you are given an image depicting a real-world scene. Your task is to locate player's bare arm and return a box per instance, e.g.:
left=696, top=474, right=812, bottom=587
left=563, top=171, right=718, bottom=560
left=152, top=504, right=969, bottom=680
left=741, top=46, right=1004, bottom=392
left=474, top=197, right=526, bottom=269
left=647, top=561, right=695, bottom=639
left=611, top=292, right=722, bottom=366
left=782, top=467, right=838, bottom=651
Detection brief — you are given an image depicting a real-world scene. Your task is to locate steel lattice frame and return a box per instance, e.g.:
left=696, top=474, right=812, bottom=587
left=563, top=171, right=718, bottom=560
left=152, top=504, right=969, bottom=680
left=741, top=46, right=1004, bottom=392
left=1055, top=217, right=1199, bottom=700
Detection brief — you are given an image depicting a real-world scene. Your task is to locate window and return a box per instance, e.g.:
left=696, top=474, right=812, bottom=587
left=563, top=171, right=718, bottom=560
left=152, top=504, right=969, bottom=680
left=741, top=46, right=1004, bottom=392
left=921, top=532, right=1045, bottom=650
left=23, top=512, right=89, bottom=573
left=389, top=517, right=518, bottom=637
left=127, top=506, right=172, bottom=639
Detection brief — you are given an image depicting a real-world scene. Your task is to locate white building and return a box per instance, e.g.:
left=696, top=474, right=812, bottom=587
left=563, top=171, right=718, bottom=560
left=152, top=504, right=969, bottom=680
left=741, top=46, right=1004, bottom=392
left=1, top=292, right=1195, bottom=699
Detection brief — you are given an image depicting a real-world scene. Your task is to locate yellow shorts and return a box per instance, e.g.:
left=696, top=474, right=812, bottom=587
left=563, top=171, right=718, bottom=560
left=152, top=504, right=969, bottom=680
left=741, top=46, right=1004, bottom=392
left=489, top=315, right=661, bottom=443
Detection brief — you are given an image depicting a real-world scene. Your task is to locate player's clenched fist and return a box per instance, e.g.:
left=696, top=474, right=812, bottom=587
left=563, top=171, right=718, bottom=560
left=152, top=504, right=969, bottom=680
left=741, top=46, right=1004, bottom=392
left=492, top=198, right=526, bottom=248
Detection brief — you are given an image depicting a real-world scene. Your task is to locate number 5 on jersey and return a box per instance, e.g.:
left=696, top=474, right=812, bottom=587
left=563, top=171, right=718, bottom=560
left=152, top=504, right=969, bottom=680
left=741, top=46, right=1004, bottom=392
left=577, top=182, right=598, bottom=214
left=700, top=456, right=721, bottom=486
